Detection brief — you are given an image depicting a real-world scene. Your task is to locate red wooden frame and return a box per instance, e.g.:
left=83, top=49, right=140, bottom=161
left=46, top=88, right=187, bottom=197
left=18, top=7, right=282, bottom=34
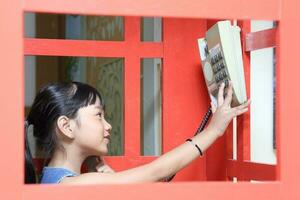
left=245, top=28, right=277, bottom=51
left=2, top=0, right=300, bottom=199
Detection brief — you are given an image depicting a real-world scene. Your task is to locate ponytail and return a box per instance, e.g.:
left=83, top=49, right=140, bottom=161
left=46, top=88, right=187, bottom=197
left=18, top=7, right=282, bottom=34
left=25, top=120, right=37, bottom=183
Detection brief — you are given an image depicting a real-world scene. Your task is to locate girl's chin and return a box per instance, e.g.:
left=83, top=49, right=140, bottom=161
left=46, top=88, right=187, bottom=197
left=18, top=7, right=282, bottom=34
left=89, top=148, right=108, bottom=156
left=98, top=147, right=109, bottom=156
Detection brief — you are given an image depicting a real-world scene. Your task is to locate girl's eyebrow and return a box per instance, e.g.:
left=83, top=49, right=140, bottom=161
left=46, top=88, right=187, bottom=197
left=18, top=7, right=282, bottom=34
left=94, top=105, right=104, bottom=111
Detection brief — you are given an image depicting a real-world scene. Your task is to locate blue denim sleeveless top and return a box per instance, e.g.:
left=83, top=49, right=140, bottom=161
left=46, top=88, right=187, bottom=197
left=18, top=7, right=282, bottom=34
left=40, top=167, right=78, bottom=184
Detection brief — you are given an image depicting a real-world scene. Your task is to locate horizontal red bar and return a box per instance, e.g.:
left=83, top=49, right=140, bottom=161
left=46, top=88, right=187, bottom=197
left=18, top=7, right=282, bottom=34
left=227, top=159, right=277, bottom=181
left=23, top=0, right=280, bottom=20
left=24, top=38, right=163, bottom=58
left=104, top=156, right=157, bottom=171
left=245, top=28, right=277, bottom=51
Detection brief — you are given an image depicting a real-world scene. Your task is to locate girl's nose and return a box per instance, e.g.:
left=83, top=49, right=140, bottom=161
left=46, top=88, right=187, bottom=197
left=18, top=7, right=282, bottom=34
left=104, top=119, right=112, bottom=132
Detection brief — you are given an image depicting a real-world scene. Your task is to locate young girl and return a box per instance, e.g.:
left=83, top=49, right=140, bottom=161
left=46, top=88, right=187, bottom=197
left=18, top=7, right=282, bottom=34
left=25, top=81, right=250, bottom=184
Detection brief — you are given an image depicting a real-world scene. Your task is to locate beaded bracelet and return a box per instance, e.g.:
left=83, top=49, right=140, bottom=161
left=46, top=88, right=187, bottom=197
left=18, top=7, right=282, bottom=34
left=186, top=139, right=203, bottom=156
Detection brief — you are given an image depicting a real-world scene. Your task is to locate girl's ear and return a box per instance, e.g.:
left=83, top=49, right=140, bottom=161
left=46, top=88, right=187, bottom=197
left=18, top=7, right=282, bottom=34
left=56, top=116, right=75, bottom=139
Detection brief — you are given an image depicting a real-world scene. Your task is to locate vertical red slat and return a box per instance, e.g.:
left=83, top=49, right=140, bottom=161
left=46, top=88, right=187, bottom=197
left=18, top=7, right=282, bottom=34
left=241, top=21, right=251, bottom=162
left=225, top=122, right=234, bottom=181
left=163, top=18, right=208, bottom=181
left=124, top=17, right=141, bottom=156
left=281, top=1, right=300, bottom=198
left=226, top=21, right=279, bottom=181
left=0, top=0, right=23, bottom=198
left=275, top=21, right=281, bottom=181
left=206, top=19, right=228, bottom=181
left=235, top=20, right=251, bottom=181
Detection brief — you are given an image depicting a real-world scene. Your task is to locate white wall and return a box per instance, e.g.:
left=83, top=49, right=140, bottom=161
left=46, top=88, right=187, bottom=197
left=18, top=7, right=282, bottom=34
left=250, top=20, right=276, bottom=165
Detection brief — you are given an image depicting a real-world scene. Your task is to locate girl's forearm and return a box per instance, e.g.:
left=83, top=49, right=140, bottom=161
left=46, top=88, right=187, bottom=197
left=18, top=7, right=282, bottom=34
left=150, top=127, right=220, bottom=180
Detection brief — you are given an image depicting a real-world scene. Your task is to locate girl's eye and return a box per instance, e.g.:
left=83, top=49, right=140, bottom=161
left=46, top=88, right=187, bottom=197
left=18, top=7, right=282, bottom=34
left=97, top=112, right=102, bottom=118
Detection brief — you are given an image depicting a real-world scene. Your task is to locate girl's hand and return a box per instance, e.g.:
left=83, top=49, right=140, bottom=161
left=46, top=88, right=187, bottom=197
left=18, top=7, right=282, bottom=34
left=95, top=157, right=115, bottom=173
left=207, top=81, right=250, bottom=137
left=85, top=156, right=115, bottom=173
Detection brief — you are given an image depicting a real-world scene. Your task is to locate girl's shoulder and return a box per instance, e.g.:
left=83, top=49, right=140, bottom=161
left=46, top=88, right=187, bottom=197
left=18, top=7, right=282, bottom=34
left=40, top=167, right=78, bottom=184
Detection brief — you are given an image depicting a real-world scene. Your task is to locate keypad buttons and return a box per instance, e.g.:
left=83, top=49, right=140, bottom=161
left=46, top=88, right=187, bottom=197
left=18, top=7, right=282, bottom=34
left=215, top=74, right=220, bottom=82
left=211, top=56, right=216, bottom=65
left=215, top=69, right=229, bottom=83
left=221, top=70, right=227, bottom=79
left=210, top=51, right=222, bottom=65
left=218, top=63, right=222, bottom=71
left=217, top=52, right=222, bottom=60
left=219, top=72, right=224, bottom=80
left=219, top=61, right=225, bottom=69
left=215, top=73, right=222, bottom=82
left=213, top=65, right=218, bottom=73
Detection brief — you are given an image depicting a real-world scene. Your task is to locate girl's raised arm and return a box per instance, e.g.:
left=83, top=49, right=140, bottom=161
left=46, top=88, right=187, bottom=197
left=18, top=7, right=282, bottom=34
left=60, top=82, right=250, bottom=184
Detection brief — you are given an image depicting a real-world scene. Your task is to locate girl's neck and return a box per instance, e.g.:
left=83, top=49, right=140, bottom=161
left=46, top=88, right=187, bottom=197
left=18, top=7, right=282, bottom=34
left=47, top=147, right=86, bottom=174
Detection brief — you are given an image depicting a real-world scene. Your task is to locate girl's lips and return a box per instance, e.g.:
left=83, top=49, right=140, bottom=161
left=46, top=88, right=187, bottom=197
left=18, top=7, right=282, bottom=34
left=104, top=135, right=110, bottom=142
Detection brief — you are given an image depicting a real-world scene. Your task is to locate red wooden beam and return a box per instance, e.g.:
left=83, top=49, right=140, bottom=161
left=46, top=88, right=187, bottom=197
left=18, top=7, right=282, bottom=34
left=24, top=38, right=163, bottom=58
left=163, top=18, right=208, bottom=181
left=124, top=17, right=141, bottom=156
left=23, top=0, right=280, bottom=20
left=227, top=159, right=276, bottom=181
left=234, top=21, right=251, bottom=181
left=24, top=181, right=282, bottom=200
left=245, top=28, right=277, bottom=52
left=0, top=0, right=23, bottom=199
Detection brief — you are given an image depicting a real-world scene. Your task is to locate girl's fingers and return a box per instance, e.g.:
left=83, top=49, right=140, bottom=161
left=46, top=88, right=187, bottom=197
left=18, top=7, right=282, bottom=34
left=96, top=156, right=101, bottom=163
left=223, top=81, right=233, bottom=106
left=96, top=164, right=115, bottom=173
left=231, top=99, right=251, bottom=117
left=217, top=82, right=225, bottom=107
left=99, top=157, right=106, bottom=164
left=96, top=165, right=106, bottom=173
left=236, top=99, right=251, bottom=110
left=233, top=107, right=248, bottom=117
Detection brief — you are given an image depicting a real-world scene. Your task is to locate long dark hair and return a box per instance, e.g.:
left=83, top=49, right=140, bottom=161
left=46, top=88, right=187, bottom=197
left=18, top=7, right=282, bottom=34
left=25, top=82, right=103, bottom=183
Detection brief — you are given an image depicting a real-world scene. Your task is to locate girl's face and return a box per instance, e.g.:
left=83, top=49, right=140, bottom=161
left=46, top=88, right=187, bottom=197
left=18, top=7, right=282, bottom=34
left=72, top=97, right=112, bottom=156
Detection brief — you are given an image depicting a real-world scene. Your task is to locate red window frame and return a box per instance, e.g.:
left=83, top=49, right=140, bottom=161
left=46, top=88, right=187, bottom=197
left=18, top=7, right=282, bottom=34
left=1, top=0, right=299, bottom=199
